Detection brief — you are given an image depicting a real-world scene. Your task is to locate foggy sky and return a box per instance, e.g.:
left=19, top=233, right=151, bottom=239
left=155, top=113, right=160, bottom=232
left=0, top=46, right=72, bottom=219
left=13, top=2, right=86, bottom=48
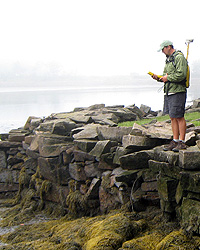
left=0, top=0, right=199, bottom=78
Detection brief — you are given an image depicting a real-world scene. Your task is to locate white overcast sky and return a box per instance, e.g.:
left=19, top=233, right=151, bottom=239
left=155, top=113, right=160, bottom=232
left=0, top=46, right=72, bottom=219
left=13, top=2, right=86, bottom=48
left=0, top=0, right=199, bottom=76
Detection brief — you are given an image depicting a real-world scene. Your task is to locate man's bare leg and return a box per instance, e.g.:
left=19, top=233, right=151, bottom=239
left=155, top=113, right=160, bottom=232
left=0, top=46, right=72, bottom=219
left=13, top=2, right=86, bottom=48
left=177, top=117, right=186, bottom=141
left=170, top=117, right=180, bottom=140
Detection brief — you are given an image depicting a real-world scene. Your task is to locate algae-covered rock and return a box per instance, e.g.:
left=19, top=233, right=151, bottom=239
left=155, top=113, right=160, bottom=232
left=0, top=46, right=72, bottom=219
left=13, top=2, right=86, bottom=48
left=121, top=232, right=163, bottom=250
left=156, top=230, right=200, bottom=250
left=180, top=197, right=200, bottom=236
left=157, top=176, right=178, bottom=202
left=66, top=189, right=88, bottom=217
left=84, top=213, right=145, bottom=250
left=0, top=208, right=145, bottom=250
left=0, top=204, right=199, bottom=250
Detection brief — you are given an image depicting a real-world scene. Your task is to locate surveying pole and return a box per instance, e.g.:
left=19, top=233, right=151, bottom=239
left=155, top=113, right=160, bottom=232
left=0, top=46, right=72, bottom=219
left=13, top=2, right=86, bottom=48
left=185, top=39, right=194, bottom=60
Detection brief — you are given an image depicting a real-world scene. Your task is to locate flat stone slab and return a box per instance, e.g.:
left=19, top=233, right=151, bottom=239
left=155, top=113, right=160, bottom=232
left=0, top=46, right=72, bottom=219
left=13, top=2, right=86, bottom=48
left=179, top=146, right=200, bottom=170
left=0, top=141, right=22, bottom=148
left=89, top=140, right=111, bottom=159
left=0, top=183, right=19, bottom=193
left=149, top=159, right=181, bottom=179
left=119, top=150, right=151, bottom=170
left=73, top=124, right=100, bottom=140
left=98, top=126, right=132, bottom=143
left=153, top=146, right=179, bottom=166
left=131, top=122, right=173, bottom=140
left=122, top=135, right=158, bottom=150
left=74, top=139, right=97, bottom=153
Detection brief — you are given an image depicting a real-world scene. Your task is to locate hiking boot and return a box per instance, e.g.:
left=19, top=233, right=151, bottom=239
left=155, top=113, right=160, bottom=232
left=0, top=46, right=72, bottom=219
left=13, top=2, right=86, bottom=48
left=172, top=141, right=187, bottom=152
left=163, top=140, right=178, bottom=151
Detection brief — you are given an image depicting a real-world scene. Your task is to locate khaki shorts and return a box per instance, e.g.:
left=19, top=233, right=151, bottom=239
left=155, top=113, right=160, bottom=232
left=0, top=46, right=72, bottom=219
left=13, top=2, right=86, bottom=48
left=163, top=92, right=187, bottom=118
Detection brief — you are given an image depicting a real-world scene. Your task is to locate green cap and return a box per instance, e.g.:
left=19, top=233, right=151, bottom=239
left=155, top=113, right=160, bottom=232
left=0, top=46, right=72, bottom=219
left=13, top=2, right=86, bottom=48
left=158, top=40, right=173, bottom=52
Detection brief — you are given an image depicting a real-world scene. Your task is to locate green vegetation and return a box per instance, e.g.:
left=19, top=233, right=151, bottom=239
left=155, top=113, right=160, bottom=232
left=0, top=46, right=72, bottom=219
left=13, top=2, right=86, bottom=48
left=0, top=203, right=200, bottom=250
left=118, top=112, right=200, bottom=127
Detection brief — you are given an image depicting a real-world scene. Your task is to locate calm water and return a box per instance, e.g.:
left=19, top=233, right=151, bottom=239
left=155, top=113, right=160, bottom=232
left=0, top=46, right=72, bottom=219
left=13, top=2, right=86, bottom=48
left=0, top=77, right=199, bottom=133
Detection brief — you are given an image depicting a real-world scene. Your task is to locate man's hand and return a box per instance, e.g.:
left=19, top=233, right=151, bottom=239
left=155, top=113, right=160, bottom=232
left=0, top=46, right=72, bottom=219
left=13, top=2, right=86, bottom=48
left=152, top=74, right=160, bottom=80
left=160, top=74, right=168, bottom=83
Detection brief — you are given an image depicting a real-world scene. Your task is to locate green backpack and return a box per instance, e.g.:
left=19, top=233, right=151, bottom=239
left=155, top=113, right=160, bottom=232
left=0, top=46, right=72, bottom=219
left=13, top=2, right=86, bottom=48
left=171, top=51, right=190, bottom=88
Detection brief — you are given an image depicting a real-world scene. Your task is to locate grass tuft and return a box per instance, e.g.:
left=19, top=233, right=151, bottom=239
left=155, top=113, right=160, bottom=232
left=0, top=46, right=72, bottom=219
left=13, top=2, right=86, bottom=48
left=118, top=112, right=200, bottom=127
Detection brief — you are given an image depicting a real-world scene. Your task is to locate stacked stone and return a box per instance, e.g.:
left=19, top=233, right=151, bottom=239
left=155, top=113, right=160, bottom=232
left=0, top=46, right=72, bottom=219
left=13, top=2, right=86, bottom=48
left=1, top=101, right=200, bottom=236
left=0, top=104, right=151, bottom=208
left=0, top=129, right=30, bottom=198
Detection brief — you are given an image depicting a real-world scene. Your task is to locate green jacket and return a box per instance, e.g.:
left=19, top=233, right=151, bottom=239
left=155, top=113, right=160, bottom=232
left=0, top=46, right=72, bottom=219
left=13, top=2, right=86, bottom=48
left=163, top=50, right=187, bottom=94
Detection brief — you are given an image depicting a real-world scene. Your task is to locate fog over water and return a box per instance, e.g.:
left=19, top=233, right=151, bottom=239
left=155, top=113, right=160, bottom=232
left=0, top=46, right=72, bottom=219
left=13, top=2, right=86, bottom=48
left=0, top=75, right=199, bottom=133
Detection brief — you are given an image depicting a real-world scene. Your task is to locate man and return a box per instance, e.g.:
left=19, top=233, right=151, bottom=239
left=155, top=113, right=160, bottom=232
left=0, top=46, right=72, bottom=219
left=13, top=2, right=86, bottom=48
left=152, top=40, right=188, bottom=152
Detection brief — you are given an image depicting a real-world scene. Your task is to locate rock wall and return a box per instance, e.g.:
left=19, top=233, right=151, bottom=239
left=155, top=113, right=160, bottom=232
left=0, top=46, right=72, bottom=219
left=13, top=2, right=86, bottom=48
left=1, top=101, right=200, bottom=236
